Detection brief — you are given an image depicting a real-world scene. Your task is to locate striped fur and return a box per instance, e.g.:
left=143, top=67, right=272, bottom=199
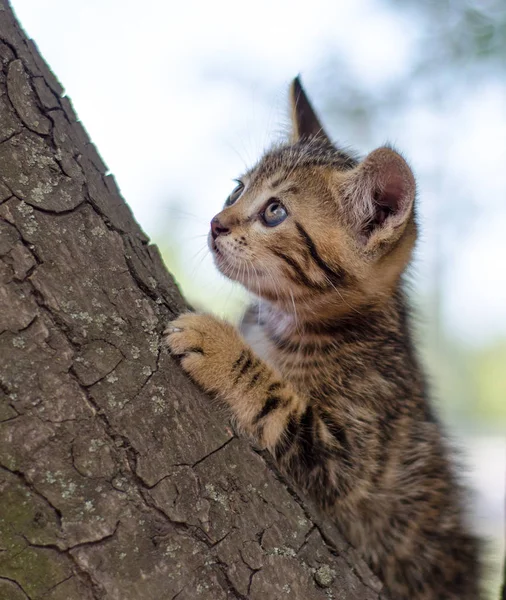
left=165, top=79, right=482, bottom=599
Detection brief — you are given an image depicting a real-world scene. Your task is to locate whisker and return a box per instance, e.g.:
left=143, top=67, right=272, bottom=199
left=188, top=245, right=211, bottom=281
left=168, top=207, right=210, bottom=225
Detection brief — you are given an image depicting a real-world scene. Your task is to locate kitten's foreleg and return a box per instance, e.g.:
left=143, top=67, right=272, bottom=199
left=164, top=312, right=307, bottom=451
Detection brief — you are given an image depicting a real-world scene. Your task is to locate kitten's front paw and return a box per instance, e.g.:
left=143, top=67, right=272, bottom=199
left=163, top=313, right=245, bottom=395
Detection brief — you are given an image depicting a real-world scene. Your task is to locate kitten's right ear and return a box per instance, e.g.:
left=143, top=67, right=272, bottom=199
left=290, top=76, right=330, bottom=144
left=340, top=147, right=416, bottom=249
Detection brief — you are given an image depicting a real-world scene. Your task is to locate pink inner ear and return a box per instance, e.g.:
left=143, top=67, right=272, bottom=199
left=365, top=175, right=407, bottom=234
left=374, top=174, right=406, bottom=213
left=350, top=146, right=415, bottom=239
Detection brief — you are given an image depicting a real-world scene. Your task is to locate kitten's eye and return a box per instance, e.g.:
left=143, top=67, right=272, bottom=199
left=225, top=181, right=244, bottom=207
left=262, top=200, right=288, bottom=227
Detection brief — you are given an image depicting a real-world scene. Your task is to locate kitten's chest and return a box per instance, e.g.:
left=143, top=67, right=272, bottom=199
left=242, top=321, right=332, bottom=395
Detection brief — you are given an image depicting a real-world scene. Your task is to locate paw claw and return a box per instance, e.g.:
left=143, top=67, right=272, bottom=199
left=162, top=313, right=245, bottom=395
left=164, top=325, right=182, bottom=334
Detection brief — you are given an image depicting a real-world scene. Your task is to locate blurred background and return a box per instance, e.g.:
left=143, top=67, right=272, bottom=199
left=12, top=0, right=505, bottom=595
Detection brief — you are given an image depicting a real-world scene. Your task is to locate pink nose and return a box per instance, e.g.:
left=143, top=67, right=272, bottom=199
left=210, top=217, right=230, bottom=240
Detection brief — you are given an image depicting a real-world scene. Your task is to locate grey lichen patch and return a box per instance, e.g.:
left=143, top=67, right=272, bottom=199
left=150, top=394, right=167, bottom=414
left=204, top=483, right=229, bottom=510
left=16, top=200, right=38, bottom=236
left=71, top=310, right=93, bottom=324
left=267, top=545, right=297, bottom=558
left=12, top=336, right=25, bottom=348
left=24, top=444, right=124, bottom=548
left=31, top=180, right=53, bottom=204
left=7, top=59, right=51, bottom=135
left=314, top=564, right=337, bottom=588
left=111, top=475, right=131, bottom=493
left=44, top=470, right=78, bottom=500
left=0, top=131, right=84, bottom=212
left=163, top=541, right=182, bottom=558
left=91, top=225, right=105, bottom=237
left=148, top=334, right=159, bottom=355
left=72, top=426, right=116, bottom=479
left=261, top=525, right=297, bottom=557
left=73, top=339, right=123, bottom=386
left=298, top=516, right=310, bottom=530
left=61, top=482, right=77, bottom=499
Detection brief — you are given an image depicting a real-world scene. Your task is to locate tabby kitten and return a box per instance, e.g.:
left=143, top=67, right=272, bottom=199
left=164, top=77, right=481, bottom=599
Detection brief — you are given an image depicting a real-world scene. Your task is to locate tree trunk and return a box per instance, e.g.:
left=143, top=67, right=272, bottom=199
left=0, top=2, right=387, bottom=598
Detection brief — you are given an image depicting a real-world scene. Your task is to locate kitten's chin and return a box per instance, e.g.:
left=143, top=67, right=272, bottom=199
left=209, top=238, right=282, bottom=300
left=209, top=238, right=239, bottom=284
left=209, top=235, right=225, bottom=266
left=210, top=245, right=226, bottom=274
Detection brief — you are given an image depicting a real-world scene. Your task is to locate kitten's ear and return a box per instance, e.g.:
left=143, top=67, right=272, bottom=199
left=290, top=76, right=331, bottom=144
left=341, top=147, right=416, bottom=247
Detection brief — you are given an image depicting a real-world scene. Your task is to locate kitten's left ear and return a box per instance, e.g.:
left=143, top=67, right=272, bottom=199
left=341, top=147, right=416, bottom=247
left=290, top=76, right=331, bottom=144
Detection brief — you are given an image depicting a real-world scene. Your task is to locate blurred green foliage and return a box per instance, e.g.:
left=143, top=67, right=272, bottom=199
left=419, top=327, right=506, bottom=430
left=471, top=340, right=506, bottom=423
left=390, top=0, right=506, bottom=66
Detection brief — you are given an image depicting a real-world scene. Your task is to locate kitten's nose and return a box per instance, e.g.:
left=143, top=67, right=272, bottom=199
left=210, top=217, right=230, bottom=240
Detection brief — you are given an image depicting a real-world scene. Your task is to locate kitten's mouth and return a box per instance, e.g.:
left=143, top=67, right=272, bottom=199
left=209, top=236, right=222, bottom=257
left=209, top=236, right=271, bottom=297
left=209, top=237, right=242, bottom=283
left=209, top=236, right=228, bottom=271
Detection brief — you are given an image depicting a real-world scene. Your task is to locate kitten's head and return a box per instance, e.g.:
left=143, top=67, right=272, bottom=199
left=209, top=77, right=417, bottom=320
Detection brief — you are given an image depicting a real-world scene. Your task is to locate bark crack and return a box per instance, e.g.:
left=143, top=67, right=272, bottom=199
left=0, top=465, right=63, bottom=530
left=190, top=435, right=236, bottom=469
left=39, top=574, right=73, bottom=598
left=0, top=575, right=31, bottom=599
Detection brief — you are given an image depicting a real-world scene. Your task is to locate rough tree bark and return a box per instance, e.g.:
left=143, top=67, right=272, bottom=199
left=0, top=2, right=389, bottom=598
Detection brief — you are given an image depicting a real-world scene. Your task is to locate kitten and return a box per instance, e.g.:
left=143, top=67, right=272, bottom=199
left=164, top=77, right=482, bottom=599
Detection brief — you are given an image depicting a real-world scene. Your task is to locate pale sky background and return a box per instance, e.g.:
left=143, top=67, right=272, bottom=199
left=10, top=0, right=506, bottom=346
left=9, top=0, right=506, bottom=590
